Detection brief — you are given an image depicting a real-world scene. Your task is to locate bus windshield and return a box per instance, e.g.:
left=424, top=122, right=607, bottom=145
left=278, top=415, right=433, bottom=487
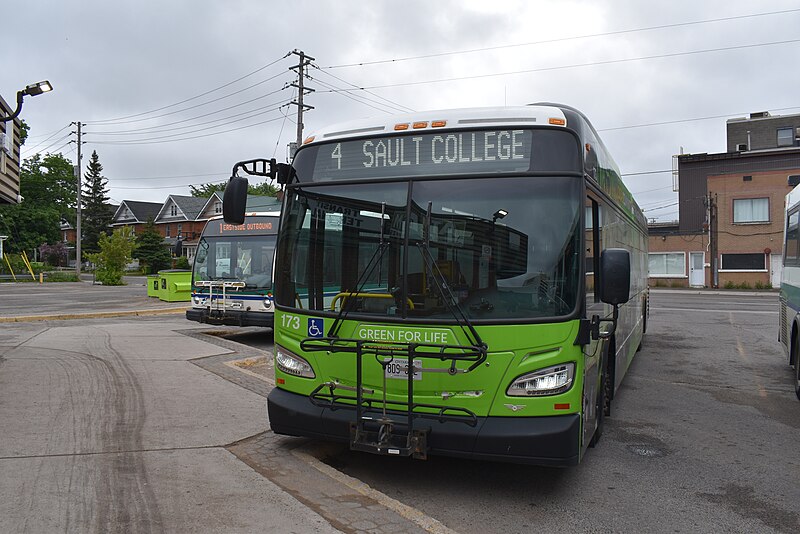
left=276, top=175, right=581, bottom=320
left=193, top=235, right=277, bottom=289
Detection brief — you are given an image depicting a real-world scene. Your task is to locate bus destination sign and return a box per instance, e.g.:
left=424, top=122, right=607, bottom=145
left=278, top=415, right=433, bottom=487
left=312, top=129, right=533, bottom=181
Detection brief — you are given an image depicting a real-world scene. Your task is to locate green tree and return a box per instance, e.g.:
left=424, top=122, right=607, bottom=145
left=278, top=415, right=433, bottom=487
left=190, top=181, right=278, bottom=198
left=190, top=182, right=225, bottom=197
left=0, top=153, right=76, bottom=255
left=87, top=226, right=134, bottom=285
left=133, top=219, right=171, bottom=274
left=81, top=150, right=113, bottom=256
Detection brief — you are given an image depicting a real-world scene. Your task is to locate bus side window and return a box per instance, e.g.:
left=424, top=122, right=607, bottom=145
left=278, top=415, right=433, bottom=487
left=786, top=210, right=800, bottom=266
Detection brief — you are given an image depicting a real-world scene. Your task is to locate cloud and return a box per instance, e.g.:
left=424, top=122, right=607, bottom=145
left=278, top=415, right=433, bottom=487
left=7, top=0, right=800, bottom=220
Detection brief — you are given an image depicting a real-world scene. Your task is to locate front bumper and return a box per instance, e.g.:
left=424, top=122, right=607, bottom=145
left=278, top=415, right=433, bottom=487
left=186, top=307, right=273, bottom=328
left=267, top=387, right=581, bottom=466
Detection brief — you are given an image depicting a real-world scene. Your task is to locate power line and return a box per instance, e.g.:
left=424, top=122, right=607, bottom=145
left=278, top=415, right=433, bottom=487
left=311, top=65, right=414, bottom=113
left=599, top=105, right=800, bottom=132
left=110, top=171, right=227, bottom=182
left=87, top=53, right=292, bottom=124
left=20, top=124, right=71, bottom=152
left=90, top=114, right=287, bottom=145
left=317, top=38, right=800, bottom=92
left=85, top=69, right=292, bottom=127
left=312, top=77, right=407, bottom=115
left=111, top=179, right=228, bottom=190
left=323, top=8, right=800, bottom=69
left=87, top=95, right=288, bottom=141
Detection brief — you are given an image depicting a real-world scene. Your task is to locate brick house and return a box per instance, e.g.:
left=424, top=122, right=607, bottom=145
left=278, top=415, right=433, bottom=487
left=648, top=111, right=800, bottom=288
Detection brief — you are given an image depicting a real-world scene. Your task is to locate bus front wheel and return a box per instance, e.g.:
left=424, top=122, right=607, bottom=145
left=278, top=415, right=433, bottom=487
left=795, top=350, right=800, bottom=401
left=589, top=342, right=611, bottom=447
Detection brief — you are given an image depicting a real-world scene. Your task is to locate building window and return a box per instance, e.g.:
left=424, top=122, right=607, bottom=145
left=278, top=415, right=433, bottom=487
left=733, top=198, right=769, bottom=223
left=177, top=224, right=182, bottom=238
left=170, top=205, right=178, bottom=217
left=649, top=252, right=685, bottom=277
left=165, top=224, right=171, bottom=238
left=777, top=127, right=794, bottom=147
left=720, top=253, right=766, bottom=271
left=214, top=202, right=222, bottom=214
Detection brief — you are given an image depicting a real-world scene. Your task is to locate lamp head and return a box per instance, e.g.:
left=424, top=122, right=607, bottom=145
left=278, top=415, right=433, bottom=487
left=21, top=81, right=53, bottom=97
left=492, top=209, right=509, bottom=222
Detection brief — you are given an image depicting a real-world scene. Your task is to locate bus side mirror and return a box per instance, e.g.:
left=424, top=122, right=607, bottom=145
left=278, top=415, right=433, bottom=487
left=223, top=176, right=249, bottom=225
left=275, top=163, right=295, bottom=185
left=599, top=248, right=630, bottom=305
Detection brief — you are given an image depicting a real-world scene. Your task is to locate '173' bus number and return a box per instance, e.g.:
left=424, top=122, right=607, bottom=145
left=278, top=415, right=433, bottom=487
left=281, top=314, right=300, bottom=330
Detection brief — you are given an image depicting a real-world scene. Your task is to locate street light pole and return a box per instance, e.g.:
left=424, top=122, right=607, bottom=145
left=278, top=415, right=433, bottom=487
left=0, top=81, right=53, bottom=123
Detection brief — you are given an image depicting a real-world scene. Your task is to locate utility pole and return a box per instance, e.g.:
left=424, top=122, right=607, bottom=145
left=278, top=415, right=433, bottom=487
left=709, top=194, right=719, bottom=288
left=70, top=122, right=84, bottom=277
left=289, top=50, right=315, bottom=152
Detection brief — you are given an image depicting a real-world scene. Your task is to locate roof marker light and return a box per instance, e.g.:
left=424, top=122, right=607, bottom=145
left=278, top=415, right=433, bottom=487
left=432, top=120, right=447, bottom=128
left=413, top=121, right=428, bottom=129
left=549, top=118, right=566, bottom=126
left=303, top=136, right=315, bottom=144
left=395, top=123, right=409, bottom=131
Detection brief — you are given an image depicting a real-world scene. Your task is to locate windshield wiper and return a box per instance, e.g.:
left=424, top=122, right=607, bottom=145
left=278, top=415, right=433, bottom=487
left=416, top=202, right=487, bottom=357
left=327, top=202, right=388, bottom=339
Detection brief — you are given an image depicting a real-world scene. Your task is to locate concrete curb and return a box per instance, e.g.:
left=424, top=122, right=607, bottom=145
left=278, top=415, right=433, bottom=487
left=0, top=307, right=188, bottom=323
left=649, top=289, right=779, bottom=297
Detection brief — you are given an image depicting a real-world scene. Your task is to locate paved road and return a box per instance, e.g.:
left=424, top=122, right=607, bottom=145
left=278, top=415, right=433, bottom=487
left=4, top=286, right=798, bottom=533
left=0, top=279, right=185, bottom=320
left=245, top=291, right=800, bottom=533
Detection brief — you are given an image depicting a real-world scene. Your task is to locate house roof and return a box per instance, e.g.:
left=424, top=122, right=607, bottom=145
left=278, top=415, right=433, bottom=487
left=155, top=195, right=209, bottom=221
left=113, top=200, right=163, bottom=224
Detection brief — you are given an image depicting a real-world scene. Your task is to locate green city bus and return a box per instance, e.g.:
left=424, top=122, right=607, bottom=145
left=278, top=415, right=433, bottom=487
left=225, top=104, right=649, bottom=466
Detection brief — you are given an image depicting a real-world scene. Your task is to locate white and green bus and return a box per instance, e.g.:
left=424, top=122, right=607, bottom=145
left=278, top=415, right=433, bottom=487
left=779, top=183, right=800, bottom=400
left=225, top=104, right=649, bottom=466
left=186, top=212, right=279, bottom=328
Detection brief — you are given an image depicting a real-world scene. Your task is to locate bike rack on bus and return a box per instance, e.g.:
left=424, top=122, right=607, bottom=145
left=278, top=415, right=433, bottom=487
left=300, top=336, right=486, bottom=459
left=194, top=280, right=245, bottom=322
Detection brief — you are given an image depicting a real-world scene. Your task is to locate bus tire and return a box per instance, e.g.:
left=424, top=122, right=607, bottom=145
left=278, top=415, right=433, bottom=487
left=795, top=357, right=800, bottom=401
left=795, top=333, right=800, bottom=401
left=589, top=347, right=608, bottom=447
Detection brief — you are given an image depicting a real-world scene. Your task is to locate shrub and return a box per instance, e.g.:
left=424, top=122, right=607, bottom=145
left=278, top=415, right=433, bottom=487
left=174, top=256, right=191, bottom=270
left=754, top=281, right=764, bottom=290
left=724, top=281, right=736, bottom=289
left=738, top=281, right=751, bottom=290
left=86, top=227, right=135, bottom=286
left=45, top=272, right=80, bottom=282
left=39, top=242, right=69, bottom=267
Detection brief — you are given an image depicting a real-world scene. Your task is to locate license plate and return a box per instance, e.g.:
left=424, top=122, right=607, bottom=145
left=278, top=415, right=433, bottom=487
left=383, top=358, right=422, bottom=380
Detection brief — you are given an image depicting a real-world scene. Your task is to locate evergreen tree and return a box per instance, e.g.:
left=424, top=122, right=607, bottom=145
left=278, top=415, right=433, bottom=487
left=133, top=219, right=172, bottom=274
left=81, top=150, right=113, bottom=256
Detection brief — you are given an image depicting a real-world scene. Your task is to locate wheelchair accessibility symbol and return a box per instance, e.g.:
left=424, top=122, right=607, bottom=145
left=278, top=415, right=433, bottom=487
left=307, top=318, right=324, bottom=338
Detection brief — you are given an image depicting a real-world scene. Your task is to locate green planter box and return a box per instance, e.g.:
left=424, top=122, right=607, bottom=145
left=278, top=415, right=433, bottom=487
left=146, top=274, right=160, bottom=298
left=157, top=269, right=192, bottom=302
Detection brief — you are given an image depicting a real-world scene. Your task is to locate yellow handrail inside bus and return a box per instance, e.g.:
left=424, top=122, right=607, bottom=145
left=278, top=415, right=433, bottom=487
left=330, top=292, right=414, bottom=311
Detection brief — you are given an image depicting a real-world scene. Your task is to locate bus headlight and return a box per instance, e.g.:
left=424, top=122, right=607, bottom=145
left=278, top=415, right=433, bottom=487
left=507, top=363, right=575, bottom=396
left=275, top=345, right=315, bottom=378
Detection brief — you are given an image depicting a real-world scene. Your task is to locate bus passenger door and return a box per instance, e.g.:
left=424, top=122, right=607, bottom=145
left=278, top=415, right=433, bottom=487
left=583, top=195, right=604, bottom=447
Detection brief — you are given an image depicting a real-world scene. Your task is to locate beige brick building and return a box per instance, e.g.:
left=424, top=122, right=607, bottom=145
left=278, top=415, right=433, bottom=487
left=648, top=111, right=800, bottom=288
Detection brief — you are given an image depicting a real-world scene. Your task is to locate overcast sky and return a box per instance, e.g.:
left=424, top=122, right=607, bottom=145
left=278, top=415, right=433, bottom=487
left=5, top=0, right=800, bottom=221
